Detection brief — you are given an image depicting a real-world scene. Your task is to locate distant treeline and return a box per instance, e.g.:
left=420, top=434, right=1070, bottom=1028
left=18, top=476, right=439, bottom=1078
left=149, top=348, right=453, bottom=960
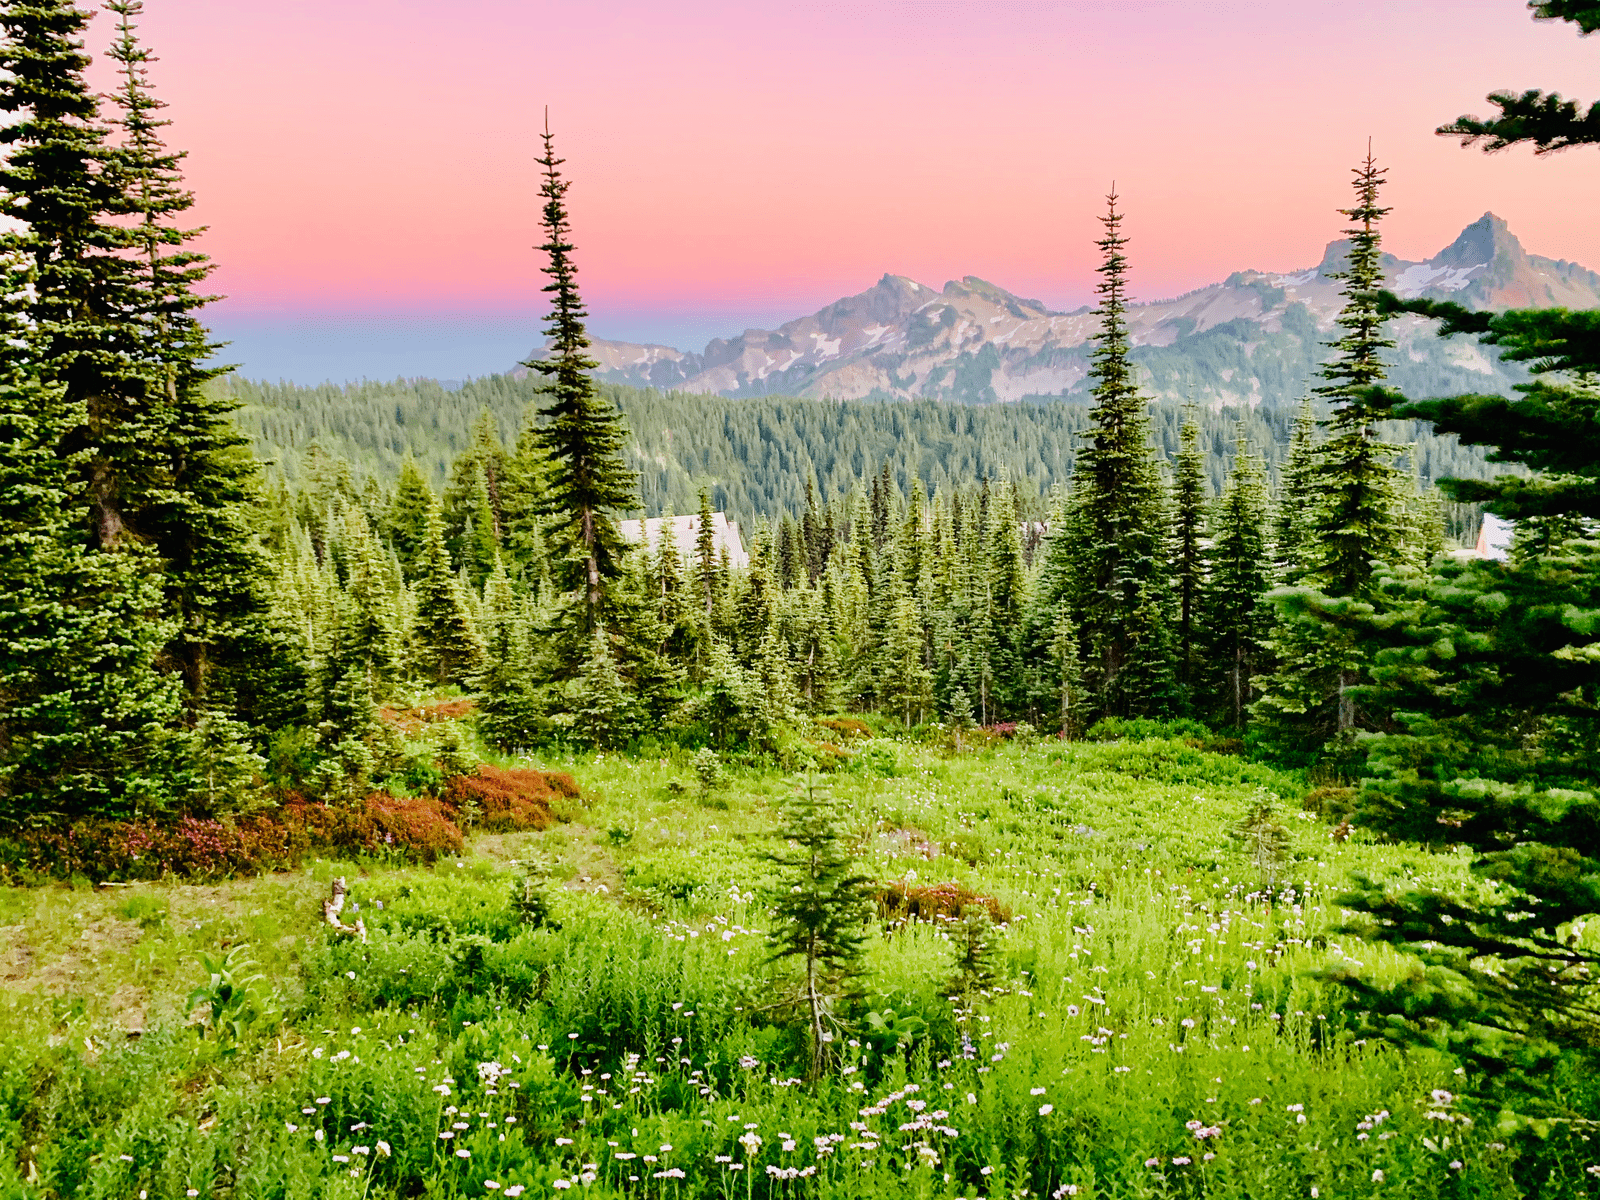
left=225, top=375, right=1493, bottom=532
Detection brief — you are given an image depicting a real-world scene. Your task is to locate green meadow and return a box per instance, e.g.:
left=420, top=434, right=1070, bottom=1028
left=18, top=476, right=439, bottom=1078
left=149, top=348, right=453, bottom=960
left=4, top=732, right=1592, bottom=1200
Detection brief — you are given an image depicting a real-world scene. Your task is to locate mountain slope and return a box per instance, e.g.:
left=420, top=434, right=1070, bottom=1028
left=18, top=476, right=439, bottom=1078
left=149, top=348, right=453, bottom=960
left=552, top=213, right=1599, bottom=406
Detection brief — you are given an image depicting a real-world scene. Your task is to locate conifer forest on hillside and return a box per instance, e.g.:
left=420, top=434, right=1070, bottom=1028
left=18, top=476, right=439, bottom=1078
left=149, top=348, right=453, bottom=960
left=4, top=1, right=1600, bottom=1198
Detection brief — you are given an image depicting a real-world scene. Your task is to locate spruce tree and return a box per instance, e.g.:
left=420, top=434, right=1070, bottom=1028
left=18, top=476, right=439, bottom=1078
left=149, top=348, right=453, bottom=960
left=1306, top=149, right=1404, bottom=598
left=1272, top=397, right=1319, bottom=581
left=569, top=625, right=640, bottom=749
left=384, top=452, right=433, bottom=571
left=694, top=488, right=719, bottom=622
left=1437, top=2, right=1600, bottom=155
left=1171, top=404, right=1209, bottom=701
left=763, top=778, right=871, bottom=1081
left=410, top=497, right=484, bottom=687
left=1065, top=190, right=1178, bottom=718
left=1254, top=153, right=1405, bottom=752
left=524, top=117, right=638, bottom=647
left=1202, top=431, right=1273, bottom=728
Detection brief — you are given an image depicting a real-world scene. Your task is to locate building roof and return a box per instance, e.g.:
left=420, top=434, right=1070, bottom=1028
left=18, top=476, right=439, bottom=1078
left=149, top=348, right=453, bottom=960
left=618, top=512, right=749, bottom=570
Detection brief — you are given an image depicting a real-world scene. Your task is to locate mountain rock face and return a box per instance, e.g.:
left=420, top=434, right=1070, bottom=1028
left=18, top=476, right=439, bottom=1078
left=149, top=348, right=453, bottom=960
left=540, top=213, right=1600, bottom=406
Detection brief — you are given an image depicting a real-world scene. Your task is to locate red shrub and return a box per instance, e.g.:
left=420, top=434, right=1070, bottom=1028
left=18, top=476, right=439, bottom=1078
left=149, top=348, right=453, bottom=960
left=440, top=765, right=571, bottom=833
left=873, top=880, right=1010, bottom=926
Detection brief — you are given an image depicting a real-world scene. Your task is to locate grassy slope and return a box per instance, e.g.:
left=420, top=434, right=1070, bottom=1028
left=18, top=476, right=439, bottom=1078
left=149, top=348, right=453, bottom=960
left=1, top=738, right=1594, bottom=1199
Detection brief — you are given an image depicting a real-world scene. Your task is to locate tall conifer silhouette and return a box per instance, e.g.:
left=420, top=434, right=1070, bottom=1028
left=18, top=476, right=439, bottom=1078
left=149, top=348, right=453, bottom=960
left=524, top=114, right=638, bottom=646
left=1065, top=189, right=1177, bottom=717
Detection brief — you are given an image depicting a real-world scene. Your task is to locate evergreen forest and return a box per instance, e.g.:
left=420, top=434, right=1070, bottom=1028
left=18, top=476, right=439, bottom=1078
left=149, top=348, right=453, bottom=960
left=3, top=2, right=1600, bottom=1198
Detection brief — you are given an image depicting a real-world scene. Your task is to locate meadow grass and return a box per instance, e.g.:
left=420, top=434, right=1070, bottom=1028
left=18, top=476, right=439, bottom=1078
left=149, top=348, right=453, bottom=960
left=1, top=735, right=1596, bottom=1199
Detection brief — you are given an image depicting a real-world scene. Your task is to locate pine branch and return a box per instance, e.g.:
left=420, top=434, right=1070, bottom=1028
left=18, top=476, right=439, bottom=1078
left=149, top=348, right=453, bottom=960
left=1440, top=88, right=1600, bottom=155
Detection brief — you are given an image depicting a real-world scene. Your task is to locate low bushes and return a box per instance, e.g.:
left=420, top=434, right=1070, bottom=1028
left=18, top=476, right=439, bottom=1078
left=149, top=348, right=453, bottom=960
left=874, top=879, right=1010, bottom=926
left=0, top=766, right=577, bottom=883
left=442, top=765, right=576, bottom=833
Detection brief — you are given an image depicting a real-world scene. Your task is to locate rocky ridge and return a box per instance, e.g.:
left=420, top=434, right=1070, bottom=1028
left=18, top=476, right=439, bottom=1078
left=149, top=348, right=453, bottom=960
left=536, top=213, right=1600, bottom=407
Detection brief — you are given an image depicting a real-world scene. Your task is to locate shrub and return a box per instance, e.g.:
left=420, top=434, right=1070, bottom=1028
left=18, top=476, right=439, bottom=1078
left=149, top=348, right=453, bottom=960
left=874, top=879, right=1010, bottom=926
left=0, top=784, right=522, bottom=882
left=440, top=766, right=573, bottom=834
left=817, top=717, right=871, bottom=740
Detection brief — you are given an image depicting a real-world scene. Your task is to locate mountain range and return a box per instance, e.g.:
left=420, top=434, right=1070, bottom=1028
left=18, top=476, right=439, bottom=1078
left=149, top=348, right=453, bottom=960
left=537, top=214, right=1600, bottom=407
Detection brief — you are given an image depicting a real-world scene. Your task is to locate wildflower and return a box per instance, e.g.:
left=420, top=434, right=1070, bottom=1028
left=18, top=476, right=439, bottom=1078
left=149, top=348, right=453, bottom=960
left=352, top=1146, right=369, bottom=1156
left=556, top=1138, right=574, bottom=1146
left=457, top=1149, right=471, bottom=1159
left=1450, top=1161, right=1463, bottom=1170
left=1173, top=1156, right=1191, bottom=1165
left=506, top=1189, right=525, bottom=1198
left=1145, top=1158, right=1159, bottom=1167
left=1039, top=1104, right=1054, bottom=1116
left=966, top=1093, right=977, bottom=1105
left=439, top=1132, right=455, bottom=1140
left=980, top=1166, right=994, bottom=1176
left=485, top=1184, right=500, bottom=1191
left=1031, top=1087, right=1047, bottom=1096
left=552, top=1182, right=571, bottom=1191
left=1372, top=1169, right=1384, bottom=1183
left=285, top=1123, right=298, bottom=1133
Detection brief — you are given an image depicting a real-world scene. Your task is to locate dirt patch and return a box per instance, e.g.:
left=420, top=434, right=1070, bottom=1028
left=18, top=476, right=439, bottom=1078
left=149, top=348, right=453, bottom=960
left=0, top=923, right=35, bottom=982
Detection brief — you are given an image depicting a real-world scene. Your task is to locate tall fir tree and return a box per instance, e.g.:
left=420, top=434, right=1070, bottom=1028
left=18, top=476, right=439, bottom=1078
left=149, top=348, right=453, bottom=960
left=523, top=117, right=638, bottom=652
left=1065, top=190, right=1178, bottom=719
left=1306, top=148, right=1405, bottom=598
left=1255, top=152, right=1405, bottom=752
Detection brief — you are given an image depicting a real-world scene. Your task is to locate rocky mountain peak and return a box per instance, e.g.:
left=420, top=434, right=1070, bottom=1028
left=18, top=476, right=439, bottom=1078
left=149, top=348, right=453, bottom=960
left=561, top=213, right=1600, bottom=405
left=1434, top=212, right=1523, bottom=270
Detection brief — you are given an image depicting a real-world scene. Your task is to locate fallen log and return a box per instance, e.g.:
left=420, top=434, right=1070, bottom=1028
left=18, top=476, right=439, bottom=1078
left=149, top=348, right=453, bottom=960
left=322, top=876, right=367, bottom=943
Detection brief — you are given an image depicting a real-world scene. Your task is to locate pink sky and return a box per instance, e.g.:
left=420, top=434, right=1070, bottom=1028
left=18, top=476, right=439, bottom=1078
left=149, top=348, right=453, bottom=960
left=112, top=0, right=1600, bottom=350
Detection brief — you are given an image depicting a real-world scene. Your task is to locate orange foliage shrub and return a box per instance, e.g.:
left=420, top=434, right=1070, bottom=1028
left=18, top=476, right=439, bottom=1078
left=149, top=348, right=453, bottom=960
left=440, top=765, right=574, bottom=833
left=873, top=880, right=1010, bottom=926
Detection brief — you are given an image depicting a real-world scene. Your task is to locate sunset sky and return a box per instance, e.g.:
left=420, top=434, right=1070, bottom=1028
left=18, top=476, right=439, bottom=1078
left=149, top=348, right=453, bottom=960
left=109, top=0, right=1600, bottom=382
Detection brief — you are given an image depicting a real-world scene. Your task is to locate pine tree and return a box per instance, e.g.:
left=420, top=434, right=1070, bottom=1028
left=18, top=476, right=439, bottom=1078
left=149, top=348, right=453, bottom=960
left=569, top=626, right=640, bottom=750
left=410, top=497, right=484, bottom=687
left=475, top=565, right=545, bottom=750
left=1272, top=397, right=1319, bottom=581
left=763, top=777, right=871, bottom=1081
left=338, top=506, right=402, bottom=692
left=1171, top=404, right=1208, bottom=701
left=1257, top=151, right=1405, bottom=751
left=1306, top=148, right=1405, bottom=599
left=1047, top=612, right=1085, bottom=739
left=0, top=0, right=193, bottom=820
left=524, top=117, right=638, bottom=647
left=1066, top=190, right=1178, bottom=719
left=1201, top=430, right=1273, bottom=728
left=694, top=488, right=719, bottom=622
left=384, top=452, right=433, bottom=571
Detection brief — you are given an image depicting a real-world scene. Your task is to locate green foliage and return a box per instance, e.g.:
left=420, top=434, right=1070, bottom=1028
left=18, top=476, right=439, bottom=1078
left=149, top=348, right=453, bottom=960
left=186, top=944, right=276, bottom=1047
left=691, top=746, right=722, bottom=799
left=764, top=777, right=872, bottom=1078
left=1062, top=191, right=1179, bottom=721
